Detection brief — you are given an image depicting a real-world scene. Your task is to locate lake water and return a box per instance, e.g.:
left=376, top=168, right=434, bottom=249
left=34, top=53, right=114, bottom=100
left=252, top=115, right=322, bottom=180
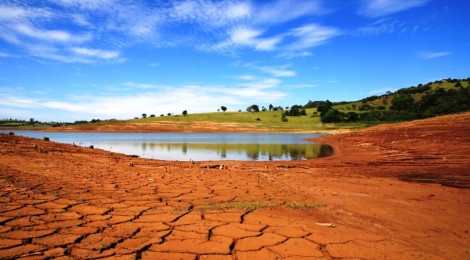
left=2, top=131, right=333, bottom=161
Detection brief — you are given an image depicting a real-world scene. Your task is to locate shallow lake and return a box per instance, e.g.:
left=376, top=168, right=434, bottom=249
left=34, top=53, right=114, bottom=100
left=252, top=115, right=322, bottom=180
left=2, top=131, right=333, bottom=161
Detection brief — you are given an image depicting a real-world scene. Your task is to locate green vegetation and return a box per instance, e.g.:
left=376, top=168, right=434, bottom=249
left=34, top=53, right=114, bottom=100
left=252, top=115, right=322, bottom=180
left=0, top=118, right=68, bottom=129
left=311, top=78, right=470, bottom=123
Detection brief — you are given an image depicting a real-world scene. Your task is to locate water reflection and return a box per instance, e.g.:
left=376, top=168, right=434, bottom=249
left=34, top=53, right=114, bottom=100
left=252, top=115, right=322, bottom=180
left=1, top=131, right=334, bottom=161
left=102, top=142, right=333, bottom=161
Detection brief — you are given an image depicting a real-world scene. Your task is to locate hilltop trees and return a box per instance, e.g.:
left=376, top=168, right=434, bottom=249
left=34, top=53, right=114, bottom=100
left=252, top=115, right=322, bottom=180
left=220, top=106, right=227, bottom=112
left=246, top=104, right=260, bottom=112
left=391, top=94, right=414, bottom=111
left=283, top=105, right=306, bottom=116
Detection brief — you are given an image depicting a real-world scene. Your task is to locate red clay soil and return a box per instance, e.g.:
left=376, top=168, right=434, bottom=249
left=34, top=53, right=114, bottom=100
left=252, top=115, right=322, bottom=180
left=0, top=113, right=469, bottom=259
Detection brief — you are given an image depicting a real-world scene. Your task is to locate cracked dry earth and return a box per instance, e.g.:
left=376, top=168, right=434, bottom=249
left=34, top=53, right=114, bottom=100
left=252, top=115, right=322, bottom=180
left=1, top=113, right=470, bottom=259
left=0, top=137, right=344, bottom=260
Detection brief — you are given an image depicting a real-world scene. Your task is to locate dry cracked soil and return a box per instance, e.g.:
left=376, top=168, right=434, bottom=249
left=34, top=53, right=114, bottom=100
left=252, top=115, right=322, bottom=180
left=0, top=113, right=469, bottom=259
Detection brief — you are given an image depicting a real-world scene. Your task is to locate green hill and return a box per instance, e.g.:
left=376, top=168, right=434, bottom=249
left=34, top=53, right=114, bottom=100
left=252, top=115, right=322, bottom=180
left=306, top=78, right=470, bottom=123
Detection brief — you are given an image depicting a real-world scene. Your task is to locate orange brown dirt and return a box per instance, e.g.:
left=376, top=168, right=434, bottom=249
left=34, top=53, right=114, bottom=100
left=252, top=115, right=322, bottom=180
left=1, top=113, right=469, bottom=259
left=42, top=120, right=350, bottom=134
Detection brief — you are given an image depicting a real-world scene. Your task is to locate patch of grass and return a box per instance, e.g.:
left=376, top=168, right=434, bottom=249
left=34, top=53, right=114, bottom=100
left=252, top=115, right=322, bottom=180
left=283, top=200, right=326, bottom=210
left=198, top=201, right=274, bottom=212
left=197, top=200, right=326, bottom=212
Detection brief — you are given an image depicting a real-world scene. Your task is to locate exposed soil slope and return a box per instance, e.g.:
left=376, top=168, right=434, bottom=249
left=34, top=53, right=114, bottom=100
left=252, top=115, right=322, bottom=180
left=0, top=113, right=469, bottom=259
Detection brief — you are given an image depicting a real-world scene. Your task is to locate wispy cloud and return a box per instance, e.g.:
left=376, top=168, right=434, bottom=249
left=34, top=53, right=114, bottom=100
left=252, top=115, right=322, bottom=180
left=287, top=24, right=341, bottom=50
left=241, top=62, right=297, bottom=78
left=238, top=75, right=256, bottom=80
left=71, top=47, right=119, bottom=60
left=359, top=0, right=430, bottom=17
left=0, top=52, right=13, bottom=58
left=417, top=51, right=452, bottom=59
left=223, top=27, right=282, bottom=51
left=277, top=51, right=312, bottom=59
left=260, top=66, right=296, bottom=77
left=0, top=0, right=335, bottom=62
left=357, top=19, right=406, bottom=35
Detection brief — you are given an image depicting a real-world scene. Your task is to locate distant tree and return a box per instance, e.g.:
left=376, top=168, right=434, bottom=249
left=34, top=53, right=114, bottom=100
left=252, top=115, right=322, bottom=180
left=285, top=105, right=306, bottom=116
left=391, top=94, right=414, bottom=111
left=316, top=100, right=333, bottom=115
left=142, top=113, right=147, bottom=118
left=160, top=114, right=164, bottom=117
left=167, top=113, right=172, bottom=116
left=269, top=104, right=274, bottom=111
left=134, top=117, right=139, bottom=120
left=359, top=104, right=372, bottom=111
left=150, top=114, right=155, bottom=117
left=345, top=112, right=359, bottom=122
left=30, top=118, right=34, bottom=123
left=182, top=110, right=188, bottom=116
left=261, top=106, right=267, bottom=112
left=321, top=109, right=343, bottom=123
left=246, top=104, right=260, bottom=112
left=220, top=106, right=227, bottom=112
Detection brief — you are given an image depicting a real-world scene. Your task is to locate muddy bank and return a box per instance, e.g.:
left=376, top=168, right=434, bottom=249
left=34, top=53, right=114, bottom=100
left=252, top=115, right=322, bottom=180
left=0, top=113, right=469, bottom=259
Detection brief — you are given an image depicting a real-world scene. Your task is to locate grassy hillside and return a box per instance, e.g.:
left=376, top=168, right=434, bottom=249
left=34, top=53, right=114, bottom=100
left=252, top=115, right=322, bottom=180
left=333, top=79, right=469, bottom=112
left=124, top=109, right=371, bottom=132
left=316, top=78, right=470, bottom=123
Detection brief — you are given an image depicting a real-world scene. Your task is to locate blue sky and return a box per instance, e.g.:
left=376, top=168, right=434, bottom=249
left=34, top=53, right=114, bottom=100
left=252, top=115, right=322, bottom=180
left=0, top=0, right=469, bottom=122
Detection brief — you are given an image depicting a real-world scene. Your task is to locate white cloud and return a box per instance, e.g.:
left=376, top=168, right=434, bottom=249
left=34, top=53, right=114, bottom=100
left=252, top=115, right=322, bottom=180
left=238, top=75, right=256, bottom=80
left=71, top=47, right=119, bottom=60
left=51, top=0, right=116, bottom=10
left=227, top=27, right=281, bottom=51
left=0, top=52, right=12, bottom=58
left=13, top=23, right=89, bottom=43
left=277, top=51, right=312, bottom=59
left=226, top=2, right=251, bottom=19
left=357, top=19, right=405, bottom=35
left=260, top=66, right=296, bottom=77
left=0, top=0, right=337, bottom=62
left=254, top=0, right=324, bottom=25
left=123, top=82, right=161, bottom=89
left=417, top=51, right=451, bottom=60
left=359, top=0, right=430, bottom=17
left=287, top=24, right=341, bottom=50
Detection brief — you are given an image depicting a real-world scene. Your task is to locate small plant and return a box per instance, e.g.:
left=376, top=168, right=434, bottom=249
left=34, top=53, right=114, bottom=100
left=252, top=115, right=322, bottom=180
left=284, top=201, right=326, bottom=210
left=198, top=201, right=273, bottom=212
